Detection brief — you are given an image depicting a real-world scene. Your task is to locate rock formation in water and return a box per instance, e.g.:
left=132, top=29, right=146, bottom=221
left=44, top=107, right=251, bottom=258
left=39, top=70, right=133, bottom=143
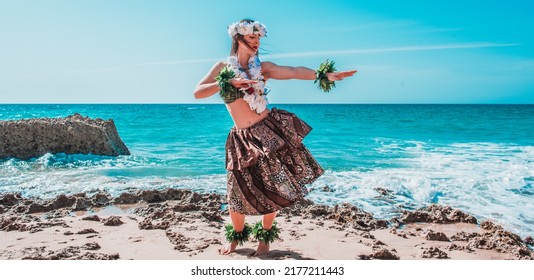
left=0, top=113, right=130, bottom=160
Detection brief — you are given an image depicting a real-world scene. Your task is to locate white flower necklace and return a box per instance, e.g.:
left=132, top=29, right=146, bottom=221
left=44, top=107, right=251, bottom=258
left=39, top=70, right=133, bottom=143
left=226, top=55, right=269, bottom=114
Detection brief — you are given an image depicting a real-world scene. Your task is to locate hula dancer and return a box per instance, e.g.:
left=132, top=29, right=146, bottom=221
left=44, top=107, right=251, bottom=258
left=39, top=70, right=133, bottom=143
left=193, top=19, right=357, bottom=256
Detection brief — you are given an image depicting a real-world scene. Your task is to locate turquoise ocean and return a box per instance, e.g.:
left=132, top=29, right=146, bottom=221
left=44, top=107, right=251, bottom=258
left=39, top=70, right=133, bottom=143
left=1, top=104, right=533, bottom=238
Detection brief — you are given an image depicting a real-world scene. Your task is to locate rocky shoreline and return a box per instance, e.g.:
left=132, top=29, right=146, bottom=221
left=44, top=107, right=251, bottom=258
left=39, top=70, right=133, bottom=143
left=1, top=189, right=532, bottom=260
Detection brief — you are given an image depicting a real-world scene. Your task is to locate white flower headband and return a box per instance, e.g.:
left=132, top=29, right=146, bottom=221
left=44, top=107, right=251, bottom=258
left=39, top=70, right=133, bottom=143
left=227, top=21, right=267, bottom=38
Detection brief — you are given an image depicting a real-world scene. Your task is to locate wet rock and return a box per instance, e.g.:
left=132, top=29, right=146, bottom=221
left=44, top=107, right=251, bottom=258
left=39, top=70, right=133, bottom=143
left=90, top=193, right=111, bottom=207
left=374, top=240, right=387, bottom=246
left=515, top=248, right=534, bottom=259
left=48, top=246, right=81, bottom=260
left=113, top=192, right=140, bottom=204
left=331, top=203, right=388, bottom=231
left=467, top=229, right=533, bottom=259
left=138, top=218, right=170, bottom=230
left=12, top=204, right=29, bottom=214
left=396, top=204, right=477, bottom=225
left=50, top=194, right=77, bottom=209
left=373, top=187, right=393, bottom=196
left=0, top=193, right=22, bottom=207
left=173, top=203, right=201, bottom=212
left=425, top=230, right=450, bottom=242
left=0, top=205, right=4, bottom=214
left=0, top=215, right=40, bottom=232
left=139, top=190, right=167, bottom=203
left=26, top=195, right=77, bottom=214
left=77, top=252, right=120, bottom=260
left=36, top=220, right=69, bottom=229
left=26, top=203, right=49, bottom=214
left=133, top=203, right=167, bottom=217
left=142, top=188, right=217, bottom=205
left=113, top=188, right=224, bottom=209
left=3, top=194, right=93, bottom=214
left=446, top=243, right=474, bottom=253
left=82, top=242, right=101, bottom=250
left=77, top=228, right=98, bottom=234
left=360, top=232, right=375, bottom=239
left=201, top=211, right=223, bottom=222
left=321, top=185, right=334, bottom=192
left=43, top=209, right=71, bottom=219
left=480, top=220, right=504, bottom=231
left=166, top=230, right=191, bottom=252
left=279, top=199, right=315, bottom=216
left=72, top=197, right=89, bottom=211
left=72, top=193, right=87, bottom=198
left=102, top=216, right=123, bottom=226
left=0, top=113, right=130, bottom=160
left=390, top=229, right=408, bottom=239
left=450, top=231, right=479, bottom=241
left=372, top=248, right=400, bottom=260
left=525, top=236, right=534, bottom=246
left=195, top=243, right=210, bottom=250
left=20, top=245, right=119, bottom=260
left=421, top=247, right=449, bottom=259
left=81, top=215, right=101, bottom=222
left=306, top=205, right=330, bottom=218
left=20, top=246, right=51, bottom=260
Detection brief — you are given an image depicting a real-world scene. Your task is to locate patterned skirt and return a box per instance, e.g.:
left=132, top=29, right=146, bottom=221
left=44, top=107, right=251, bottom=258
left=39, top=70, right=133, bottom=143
left=225, top=107, right=325, bottom=215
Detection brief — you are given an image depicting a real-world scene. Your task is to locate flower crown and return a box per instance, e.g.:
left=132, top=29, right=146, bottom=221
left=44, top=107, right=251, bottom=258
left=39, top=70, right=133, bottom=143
left=227, top=21, right=267, bottom=38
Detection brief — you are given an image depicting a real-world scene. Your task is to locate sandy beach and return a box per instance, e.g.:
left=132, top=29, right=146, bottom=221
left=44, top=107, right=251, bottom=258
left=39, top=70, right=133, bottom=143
left=1, top=188, right=532, bottom=260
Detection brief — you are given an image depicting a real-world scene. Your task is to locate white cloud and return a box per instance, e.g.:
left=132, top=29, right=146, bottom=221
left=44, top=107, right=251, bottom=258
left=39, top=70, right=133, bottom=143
left=263, top=42, right=519, bottom=59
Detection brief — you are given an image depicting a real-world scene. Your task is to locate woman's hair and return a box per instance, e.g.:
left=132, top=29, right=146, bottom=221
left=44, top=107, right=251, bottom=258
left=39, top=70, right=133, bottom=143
left=230, top=19, right=257, bottom=56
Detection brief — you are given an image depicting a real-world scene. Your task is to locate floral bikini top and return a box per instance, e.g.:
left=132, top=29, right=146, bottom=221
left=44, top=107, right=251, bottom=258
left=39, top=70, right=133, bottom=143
left=220, top=55, right=269, bottom=114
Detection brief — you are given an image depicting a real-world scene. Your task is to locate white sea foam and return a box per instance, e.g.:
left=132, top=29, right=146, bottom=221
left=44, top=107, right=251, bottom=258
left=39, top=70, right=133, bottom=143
left=308, top=141, right=534, bottom=237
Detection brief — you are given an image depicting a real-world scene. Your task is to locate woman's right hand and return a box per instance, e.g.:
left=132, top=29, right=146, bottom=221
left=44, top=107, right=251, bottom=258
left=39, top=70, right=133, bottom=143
left=230, top=78, right=257, bottom=89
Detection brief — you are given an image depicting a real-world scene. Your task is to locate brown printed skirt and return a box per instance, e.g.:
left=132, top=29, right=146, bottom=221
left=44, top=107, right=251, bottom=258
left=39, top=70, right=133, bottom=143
left=225, top=107, right=325, bottom=215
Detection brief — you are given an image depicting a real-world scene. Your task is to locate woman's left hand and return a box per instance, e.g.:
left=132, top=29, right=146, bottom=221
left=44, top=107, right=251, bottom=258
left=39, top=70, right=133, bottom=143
left=327, top=70, right=358, bottom=81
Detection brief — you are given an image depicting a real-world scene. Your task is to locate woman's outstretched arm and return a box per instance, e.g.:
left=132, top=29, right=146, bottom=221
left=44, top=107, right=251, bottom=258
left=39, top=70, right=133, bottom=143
left=262, top=61, right=357, bottom=81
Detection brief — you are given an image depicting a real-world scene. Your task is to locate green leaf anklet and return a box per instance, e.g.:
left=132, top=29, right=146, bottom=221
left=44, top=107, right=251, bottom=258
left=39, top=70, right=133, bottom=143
left=314, top=59, right=337, bottom=93
left=252, top=221, right=281, bottom=244
left=225, top=223, right=252, bottom=245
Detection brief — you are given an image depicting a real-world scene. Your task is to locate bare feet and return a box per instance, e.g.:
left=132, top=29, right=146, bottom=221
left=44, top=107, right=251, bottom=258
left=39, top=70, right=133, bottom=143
left=219, top=240, right=238, bottom=255
left=254, top=241, right=270, bottom=256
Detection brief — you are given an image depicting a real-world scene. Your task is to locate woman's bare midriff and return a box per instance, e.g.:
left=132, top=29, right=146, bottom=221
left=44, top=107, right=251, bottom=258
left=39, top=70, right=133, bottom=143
left=225, top=98, right=270, bottom=129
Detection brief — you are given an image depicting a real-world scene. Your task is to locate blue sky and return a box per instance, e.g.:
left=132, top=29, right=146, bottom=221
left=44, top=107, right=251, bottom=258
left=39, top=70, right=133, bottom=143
left=1, top=0, right=533, bottom=104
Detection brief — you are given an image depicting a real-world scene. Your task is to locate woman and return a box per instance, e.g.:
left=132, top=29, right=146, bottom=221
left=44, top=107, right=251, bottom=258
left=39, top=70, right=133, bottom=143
left=193, top=19, right=356, bottom=256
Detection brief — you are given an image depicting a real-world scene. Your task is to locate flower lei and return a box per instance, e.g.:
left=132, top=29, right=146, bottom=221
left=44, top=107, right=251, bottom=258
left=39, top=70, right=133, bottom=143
left=227, top=21, right=267, bottom=38
left=226, top=55, right=269, bottom=114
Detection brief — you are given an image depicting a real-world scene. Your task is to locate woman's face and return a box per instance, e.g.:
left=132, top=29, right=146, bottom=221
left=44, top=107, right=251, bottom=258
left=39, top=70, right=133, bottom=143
left=240, top=34, right=260, bottom=53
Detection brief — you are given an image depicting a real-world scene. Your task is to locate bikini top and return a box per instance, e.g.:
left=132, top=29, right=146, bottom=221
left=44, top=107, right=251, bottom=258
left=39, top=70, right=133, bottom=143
left=220, top=88, right=245, bottom=104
